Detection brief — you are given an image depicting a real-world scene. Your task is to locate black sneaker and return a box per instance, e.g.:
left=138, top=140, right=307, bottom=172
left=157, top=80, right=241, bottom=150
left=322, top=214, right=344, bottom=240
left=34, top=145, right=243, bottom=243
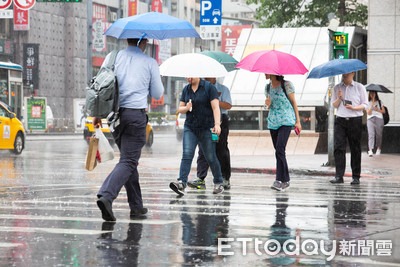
left=130, top=207, right=148, bottom=218
left=223, top=178, right=231, bottom=190
left=169, top=181, right=186, bottom=195
left=97, top=197, right=116, bottom=221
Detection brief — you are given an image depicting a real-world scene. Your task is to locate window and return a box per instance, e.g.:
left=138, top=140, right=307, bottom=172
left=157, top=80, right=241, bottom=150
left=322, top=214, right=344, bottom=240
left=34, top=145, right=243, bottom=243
left=0, top=106, right=8, bottom=117
left=229, top=111, right=259, bottom=130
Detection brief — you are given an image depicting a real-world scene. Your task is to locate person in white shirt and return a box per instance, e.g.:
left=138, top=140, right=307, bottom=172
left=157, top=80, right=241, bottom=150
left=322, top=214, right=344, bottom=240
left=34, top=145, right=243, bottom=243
left=330, top=72, right=368, bottom=185
left=366, top=91, right=386, bottom=157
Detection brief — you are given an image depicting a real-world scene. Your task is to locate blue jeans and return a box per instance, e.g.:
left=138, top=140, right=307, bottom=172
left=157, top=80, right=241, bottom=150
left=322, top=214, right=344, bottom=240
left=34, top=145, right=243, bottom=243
left=178, top=127, right=223, bottom=186
left=270, top=126, right=292, bottom=183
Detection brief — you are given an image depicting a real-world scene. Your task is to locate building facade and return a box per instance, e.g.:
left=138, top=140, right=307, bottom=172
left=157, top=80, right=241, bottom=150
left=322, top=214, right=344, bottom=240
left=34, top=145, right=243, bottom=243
left=368, top=0, right=400, bottom=152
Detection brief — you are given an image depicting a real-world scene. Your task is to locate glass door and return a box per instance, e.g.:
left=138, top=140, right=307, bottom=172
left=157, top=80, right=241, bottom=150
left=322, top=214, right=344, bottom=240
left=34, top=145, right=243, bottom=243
left=10, top=82, right=23, bottom=119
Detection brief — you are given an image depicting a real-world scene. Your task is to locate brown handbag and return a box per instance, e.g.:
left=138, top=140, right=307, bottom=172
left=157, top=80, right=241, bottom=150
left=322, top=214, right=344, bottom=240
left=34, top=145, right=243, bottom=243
left=85, top=135, right=99, bottom=171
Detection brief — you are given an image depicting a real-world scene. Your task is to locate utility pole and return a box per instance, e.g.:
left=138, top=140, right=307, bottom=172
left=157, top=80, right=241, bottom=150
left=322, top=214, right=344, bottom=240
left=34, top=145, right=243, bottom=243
left=87, top=0, right=93, bottom=84
left=326, top=16, right=339, bottom=166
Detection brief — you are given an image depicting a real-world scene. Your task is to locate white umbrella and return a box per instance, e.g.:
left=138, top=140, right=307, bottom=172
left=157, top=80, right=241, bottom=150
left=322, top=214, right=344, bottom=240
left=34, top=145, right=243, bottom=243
left=159, top=53, right=228, bottom=78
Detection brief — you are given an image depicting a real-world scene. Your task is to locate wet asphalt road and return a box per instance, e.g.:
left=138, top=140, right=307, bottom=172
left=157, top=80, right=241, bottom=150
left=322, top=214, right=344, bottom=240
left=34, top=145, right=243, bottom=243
left=0, top=133, right=399, bottom=266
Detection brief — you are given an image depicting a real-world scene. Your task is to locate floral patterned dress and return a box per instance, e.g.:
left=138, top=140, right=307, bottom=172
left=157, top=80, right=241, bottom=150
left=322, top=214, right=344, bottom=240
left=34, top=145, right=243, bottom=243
left=265, top=81, right=296, bottom=130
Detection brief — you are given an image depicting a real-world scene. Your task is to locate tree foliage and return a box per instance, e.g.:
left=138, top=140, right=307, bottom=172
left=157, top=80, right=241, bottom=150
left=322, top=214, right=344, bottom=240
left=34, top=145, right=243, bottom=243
left=246, top=0, right=367, bottom=28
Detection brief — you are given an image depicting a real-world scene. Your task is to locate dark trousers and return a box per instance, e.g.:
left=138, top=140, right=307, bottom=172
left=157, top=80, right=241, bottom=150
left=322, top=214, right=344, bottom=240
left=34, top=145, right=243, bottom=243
left=334, top=116, right=362, bottom=179
left=270, top=126, right=292, bottom=183
left=197, top=114, right=231, bottom=180
left=97, top=109, right=147, bottom=211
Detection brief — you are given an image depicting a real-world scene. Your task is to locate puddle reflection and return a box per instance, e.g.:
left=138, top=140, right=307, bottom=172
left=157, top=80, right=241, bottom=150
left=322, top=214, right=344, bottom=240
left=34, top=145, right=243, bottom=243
left=266, top=195, right=298, bottom=265
left=180, top=194, right=231, bottom=264
left=97, top=222, right=142, bottom=266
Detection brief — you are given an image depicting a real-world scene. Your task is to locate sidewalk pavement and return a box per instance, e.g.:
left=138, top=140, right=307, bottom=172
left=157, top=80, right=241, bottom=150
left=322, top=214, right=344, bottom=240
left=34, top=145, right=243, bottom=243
left=230, top=153, right=400, bottom=179
left=27, top=132, right=400, bottom=180
left=140, top=152, right=400, bottom=180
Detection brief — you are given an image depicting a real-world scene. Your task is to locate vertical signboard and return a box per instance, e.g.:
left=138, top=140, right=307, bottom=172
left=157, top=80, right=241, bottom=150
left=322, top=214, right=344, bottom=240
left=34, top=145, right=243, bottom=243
left=13, top=6, right=29, bottom=31
left=221, top=25, right=251, bottom=56
left=92, top=3, right=107, bottom=52
left=151, top=0, right=162, bottom=12
left=128, top=0, right=137, bottom=16
left=24, top=97, right=46, bottom=131
left=23, top=43, right=39, bottom=89
left=0, top=39, right=13, bottom=55
left=200, top=0, right=221, bottom=40
left=73, top=98, right=86, bottom=131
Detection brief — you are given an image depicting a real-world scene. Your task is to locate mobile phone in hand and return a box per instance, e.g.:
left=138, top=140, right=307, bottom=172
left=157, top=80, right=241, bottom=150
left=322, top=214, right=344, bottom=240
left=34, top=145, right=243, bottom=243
left=295, top=127, right=300, bottom=135
left=343, top=100, right=352, bottom=105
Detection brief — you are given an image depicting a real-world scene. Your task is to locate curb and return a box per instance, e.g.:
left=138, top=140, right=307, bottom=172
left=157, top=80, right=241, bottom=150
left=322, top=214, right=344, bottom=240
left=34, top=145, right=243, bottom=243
left=231, top=167, right=380, bottom=178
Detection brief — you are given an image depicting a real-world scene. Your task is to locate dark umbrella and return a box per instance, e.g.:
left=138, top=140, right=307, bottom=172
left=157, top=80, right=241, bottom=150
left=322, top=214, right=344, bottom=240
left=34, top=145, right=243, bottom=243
left=198, top=51, right=239, bottom=72
left=365, top=83, right=393, bottom=93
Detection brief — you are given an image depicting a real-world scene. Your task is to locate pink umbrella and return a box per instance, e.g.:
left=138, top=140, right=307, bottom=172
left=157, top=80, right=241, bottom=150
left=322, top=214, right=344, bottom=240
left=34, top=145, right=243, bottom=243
left=235, top=50, right=308, bottom=75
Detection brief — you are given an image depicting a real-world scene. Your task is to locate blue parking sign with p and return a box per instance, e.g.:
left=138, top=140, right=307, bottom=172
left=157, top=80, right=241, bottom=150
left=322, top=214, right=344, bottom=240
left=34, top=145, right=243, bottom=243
left=200, top=0, right=222, bottom=26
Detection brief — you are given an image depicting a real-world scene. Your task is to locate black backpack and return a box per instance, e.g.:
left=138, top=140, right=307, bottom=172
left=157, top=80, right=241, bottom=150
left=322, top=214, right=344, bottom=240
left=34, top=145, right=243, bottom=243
left=379, top=100, right=390, bottom=125
left=85, top=50, right=119, bottom=118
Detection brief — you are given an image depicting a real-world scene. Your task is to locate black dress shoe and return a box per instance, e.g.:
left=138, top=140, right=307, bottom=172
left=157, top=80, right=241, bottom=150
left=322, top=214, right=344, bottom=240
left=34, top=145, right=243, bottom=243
left=330, top=177, right=344, bottom=184
left=130, top=207, right=148, bottom=218
left=350, top=178, right=360, bottom=185
left=97, top=197, right=116, bottom=221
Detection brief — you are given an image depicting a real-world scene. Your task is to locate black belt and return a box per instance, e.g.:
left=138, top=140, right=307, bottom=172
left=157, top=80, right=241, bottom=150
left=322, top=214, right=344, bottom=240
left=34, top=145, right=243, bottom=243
left=337, top=116, right=362, bottom=121
left=120, top=107, right=145, bottom=112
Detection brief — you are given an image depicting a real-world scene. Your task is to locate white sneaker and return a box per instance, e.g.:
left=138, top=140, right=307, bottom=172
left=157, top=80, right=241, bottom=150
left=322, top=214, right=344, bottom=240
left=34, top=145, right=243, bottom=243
left=376, top=149, right=381, bottom=155
left=368, top=151, right=373, bottom=157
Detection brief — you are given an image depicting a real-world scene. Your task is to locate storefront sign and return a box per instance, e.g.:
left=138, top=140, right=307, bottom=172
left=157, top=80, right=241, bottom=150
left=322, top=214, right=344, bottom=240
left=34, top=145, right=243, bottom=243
left=13, top=5, right=29, bottom=31
left=23, top=43, right=39, bottom=89
left=25, top=97, right=46, bottom=130
left=92, top=3, right=107, bottom=52
left=221, top=25, right=251, bottom=56
left=0, top=39, right=13, bottom=55
left=128, top=0, right=137, bottom=16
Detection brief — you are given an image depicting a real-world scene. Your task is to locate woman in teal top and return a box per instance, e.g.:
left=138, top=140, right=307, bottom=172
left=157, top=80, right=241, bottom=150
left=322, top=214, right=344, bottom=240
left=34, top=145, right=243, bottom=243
left=265, top=74, right=301, bottom=191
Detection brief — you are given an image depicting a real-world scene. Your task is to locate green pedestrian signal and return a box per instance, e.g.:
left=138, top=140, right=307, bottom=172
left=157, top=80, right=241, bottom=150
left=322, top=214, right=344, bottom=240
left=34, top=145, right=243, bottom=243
left=333, top=32, right=348, bottom=59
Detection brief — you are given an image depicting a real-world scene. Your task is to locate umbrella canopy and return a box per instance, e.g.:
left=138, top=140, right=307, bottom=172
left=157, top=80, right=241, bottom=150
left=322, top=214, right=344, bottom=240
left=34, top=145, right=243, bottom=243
left=308, top=59, right=367, bottom=79
left=159, top=53, right=228, bottom=78
left=365, top=83, right=393, bottom=93
left=104, top=12, right=200, bottom=40
left=198, top=51, right=238, bottom=72
left=235, top=50, right=308, bottom=75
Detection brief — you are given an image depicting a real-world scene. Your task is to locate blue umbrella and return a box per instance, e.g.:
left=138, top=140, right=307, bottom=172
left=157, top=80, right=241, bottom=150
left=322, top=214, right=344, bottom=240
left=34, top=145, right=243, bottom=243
left=104, top=12, right=200, bottom=40
left=307, top=59, right=367, bottom=79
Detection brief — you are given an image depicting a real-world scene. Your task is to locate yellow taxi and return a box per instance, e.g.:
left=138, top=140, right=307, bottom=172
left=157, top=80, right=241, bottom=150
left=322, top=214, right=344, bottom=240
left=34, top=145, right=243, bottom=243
left=0, top=101, right=25, bottom=154
left=83, top=117, right=154, bottom=147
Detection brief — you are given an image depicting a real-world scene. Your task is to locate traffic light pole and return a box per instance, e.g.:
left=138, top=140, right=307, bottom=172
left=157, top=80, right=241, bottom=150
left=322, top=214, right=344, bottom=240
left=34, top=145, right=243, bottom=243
left=327, top=30, right=335, bottom=167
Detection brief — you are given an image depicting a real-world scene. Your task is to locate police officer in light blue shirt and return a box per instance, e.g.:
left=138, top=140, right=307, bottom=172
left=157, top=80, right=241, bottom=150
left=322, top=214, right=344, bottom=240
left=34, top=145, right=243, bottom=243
left=94, top=38, right=164, bottom=221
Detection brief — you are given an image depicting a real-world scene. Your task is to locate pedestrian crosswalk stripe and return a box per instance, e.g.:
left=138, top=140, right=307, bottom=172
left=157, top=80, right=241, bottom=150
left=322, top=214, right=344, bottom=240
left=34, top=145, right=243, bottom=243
left=0, top=214, right=180, bottom=225
left=0, top=226, right=109, bottom=235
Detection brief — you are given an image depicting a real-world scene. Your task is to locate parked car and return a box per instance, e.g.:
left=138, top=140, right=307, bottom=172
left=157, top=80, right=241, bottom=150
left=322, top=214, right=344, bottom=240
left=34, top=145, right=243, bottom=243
left=83, top=117, right=154, bottom=147
left=0, top=101, right=25, bottom=154
left=176, top=113, right=186, bottom=140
